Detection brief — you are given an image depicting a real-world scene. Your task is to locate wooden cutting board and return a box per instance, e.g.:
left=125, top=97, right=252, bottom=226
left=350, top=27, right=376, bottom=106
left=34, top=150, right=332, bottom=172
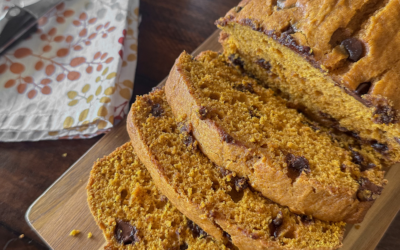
left=26, top=30, right=400, bottom=250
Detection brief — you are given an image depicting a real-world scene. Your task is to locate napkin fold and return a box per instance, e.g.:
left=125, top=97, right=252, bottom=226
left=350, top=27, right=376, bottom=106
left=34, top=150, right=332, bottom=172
left=0, top=0, right=139, bottom=141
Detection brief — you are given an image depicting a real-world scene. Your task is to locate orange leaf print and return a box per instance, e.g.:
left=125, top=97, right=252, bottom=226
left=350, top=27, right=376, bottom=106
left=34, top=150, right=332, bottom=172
left=66, top=35, right=73, bottom=43
left=41, top=86, right=52, bottom=95
left=56, top=73, right=66, bottom=81
left=101, top=53, right=108, bottom=60
left=73, top=45, right=83, bottom=51
left=70, top=57, right=86, bottom=67
left=67, top=71, right=81, bottom=80
left=41, top=78, right=52, bottom=85
left=4, top=79, right=15, bottom=88
left=94, top=52, right=101, bottom=60
left=14, top=48, right=32, bottom=58
left=96, top=25, right=103, bottom=31
left=86, top=66, right=93, bottom=74
left=102, top=33, right=107, bottom=38
left=40, top=34, right=48, bottom=41
left=17, top=83, right=27, bottom=94
left=27, top=89, right=37, bottom=99
left=56, top=17, right=65, bottom=24
left=79, top=28, right=87, bottom=37
left=79, top=13, right=87, bottom=20
left=85, top=41, right=91, bottom=46
left=57, top=48, right=69, bottom=57
left=63, top=10, right=74, bottom=17
left=45, top=64, right=55, bottom=76
left=105, top=57, right=113, bottom=64
left=38, top=17, right=47, bottom=26
left=54, top=35, right=64, bottom=42
left=0, top=64, right=7, bottom=74
left=104, top=22, right=110, bottom=28
left=88, top=33, right=97, bottom=40
left=35, top=61, right=44, bottom=70
left=96, top=64, right=103, bottom=71
left=73, top=20, right=81, bottom=26
left=48, top=27, right=57, bottom=36
left=43, top=45, right=52, bottom=52
left=88, top=18, right=97, bottom=24
left=10, top=63, right=25, bottom=74
left=23, top=76, right=33, bottom=83
left=107, top=27, right=116, bottom=32
left=56, top=2, right=65, bottom=10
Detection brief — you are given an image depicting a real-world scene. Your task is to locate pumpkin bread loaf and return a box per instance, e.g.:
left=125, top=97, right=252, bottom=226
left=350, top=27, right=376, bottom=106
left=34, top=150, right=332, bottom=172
left=216, top=0, right=400, bottom=164
left=164, top=51, right=386, bottom=223
left=87, top=143, right=230, bottom=250
left=127, top=88, right=345, bottom=250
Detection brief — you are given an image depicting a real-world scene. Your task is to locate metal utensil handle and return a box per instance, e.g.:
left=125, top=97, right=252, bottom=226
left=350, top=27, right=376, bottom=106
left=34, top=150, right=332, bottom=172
left=0, top=6, right=37, bottom=52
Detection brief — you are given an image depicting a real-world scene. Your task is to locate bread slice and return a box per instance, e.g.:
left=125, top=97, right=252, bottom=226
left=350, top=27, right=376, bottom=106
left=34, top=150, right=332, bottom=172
left=164, top=50, right=386, bottom=223
left=87, top=142, right=229, bottom=250
left=127, top=88, right=345, bottom=250
left=215, top=0, right=400, bottom=164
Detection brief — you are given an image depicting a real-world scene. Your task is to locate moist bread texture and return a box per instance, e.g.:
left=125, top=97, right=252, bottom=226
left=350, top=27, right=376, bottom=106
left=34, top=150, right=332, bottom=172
left=164, top=51, right=386, bottom=223
left=127, top=88, right=345, bottom=250
left=216, top=0, right=400, bottom=164
left=87, top=143, right=229, bottom=250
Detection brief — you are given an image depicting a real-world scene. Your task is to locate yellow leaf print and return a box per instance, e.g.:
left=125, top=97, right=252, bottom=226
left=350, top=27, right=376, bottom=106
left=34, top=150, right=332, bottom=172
left=79, top=109, right=89, bottom=122
left=130, top=44, right=137, bottom=51
left=68, top=100, right=79, bottom=106
left=122, top=80, right=133, bottom=89
left=82, top=84, right=90, bottom=93
left=95, top=86, right=102, bottom=96
left=119, top=88, right=131, bottom=100
left=87, top=95, right=94, bottom=103
left=127, top=54, right=136, bottom=62
left=97, top=106, right=108, bottom=117
left=63, top=116, right=74, bottom=129
left=102, top=67, right=109, bottom=76
left=48, top=131, right=59, bottom=136
left=97, top=120, right=107, bottom=129
left=106, top=72, right=117, bottom=79
left=96, top=76, right=101, bottom=83
left=67, top=91, right=77, bottom=99
left=104, top=87, right=115, bottom=95
left=108, top=115, right=114, bottom=124
left=100, top=97, right=111, bottom=103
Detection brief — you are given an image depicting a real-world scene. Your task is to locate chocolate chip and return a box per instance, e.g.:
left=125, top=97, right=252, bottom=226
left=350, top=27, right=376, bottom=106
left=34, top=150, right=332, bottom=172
left=357, top=178, right=383, bottom=202
left=222, top=132, right=234, bottom=143
left=198, top=106, right=208, bottom=120
left=396, top=138, right=400, bottom=145
left=223, top=231, right=232, bottom=242
left=228, top=54, right=244, bottom=69
left=234, top=83, right=254, bottom=93
left=341, top=38, right=364, bottom=62
left=151, top=85, right=163, bottom=93
left=115, top=220, right=139, bottom=245
left=234, top=6, right=243, bottom=13
left=350, top=150, right=364, bottom=165
left=300, top=215, right=313, bottom=225
left=187, top=220, right=208, bottom=238
left=371, top=141, right=389, bottom=154
left=362, top=163, right=376, bottom=172
left=160, top=195, right=168, bottom=202
left=340, top=164, right=347, bottom=172
left=180, top=243, right=188, bottom=250
left=354, top=82, right=371, bottom=96
left=249, top=109, right=260, bottom=118
left=232, top=176, right=249, bottom=192
left=255, top=59, right=271, bottom=71
left=269, top=212, right=283, bottom=238
left=286, top=154, right=310, bottom=181
left=364, top=95, right=398, bottom=124
left=151, top=103, right=163, bottom=117
left=218, top=166, right=232, bottom=177
left=179, top=123, right=192, bottom=134
left=250, top=232, right=261, bottom=239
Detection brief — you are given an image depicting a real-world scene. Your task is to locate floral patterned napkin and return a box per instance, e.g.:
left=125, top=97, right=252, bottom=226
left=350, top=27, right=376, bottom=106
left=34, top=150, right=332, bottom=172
left=0, top=0, right=139, bottom=141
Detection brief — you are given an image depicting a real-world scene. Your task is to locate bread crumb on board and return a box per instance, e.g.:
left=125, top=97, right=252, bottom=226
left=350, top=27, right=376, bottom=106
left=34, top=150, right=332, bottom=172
left=87, top=232, right=93, bottom=238
left=62, top=153, right=67, bottom=157
left=69, top=229, right=80, bottom=236
left=19, top=234, right=24, bottom=239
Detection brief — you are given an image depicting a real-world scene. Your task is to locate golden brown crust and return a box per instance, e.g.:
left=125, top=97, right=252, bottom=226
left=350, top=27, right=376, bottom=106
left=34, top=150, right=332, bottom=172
left=164, top=51, right=381, bottom=223
left=216, top=0, right=400, bottom=120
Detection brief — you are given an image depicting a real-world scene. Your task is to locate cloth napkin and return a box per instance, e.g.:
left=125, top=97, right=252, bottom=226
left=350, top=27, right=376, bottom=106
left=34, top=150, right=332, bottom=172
left=0, top=0, right=139, bottom=141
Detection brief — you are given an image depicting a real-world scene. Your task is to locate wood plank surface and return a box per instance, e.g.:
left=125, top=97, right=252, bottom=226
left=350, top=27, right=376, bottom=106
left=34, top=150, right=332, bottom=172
left=26, top=28, right=400, bottom=250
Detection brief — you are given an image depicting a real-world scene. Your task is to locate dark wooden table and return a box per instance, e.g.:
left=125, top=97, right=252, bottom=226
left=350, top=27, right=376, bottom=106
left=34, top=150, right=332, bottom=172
left=0, top=0, right=399, bottom=249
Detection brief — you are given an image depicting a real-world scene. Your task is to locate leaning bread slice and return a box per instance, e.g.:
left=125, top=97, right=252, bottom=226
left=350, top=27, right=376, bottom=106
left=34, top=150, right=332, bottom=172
left=164, top=51, right=386, bottom=223
left=87, top=142, right=230, bottom=250
left=127, top=88, right=345, bottom=250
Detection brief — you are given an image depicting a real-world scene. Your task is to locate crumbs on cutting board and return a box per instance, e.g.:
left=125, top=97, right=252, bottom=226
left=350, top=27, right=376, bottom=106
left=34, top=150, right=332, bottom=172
left=88, top=232, right=93, bottom=238
left=62, top=153, right=68, bottom=157
left=19, top=234, right=24, bottom=239
left=69, top=229, right=80, bottom=236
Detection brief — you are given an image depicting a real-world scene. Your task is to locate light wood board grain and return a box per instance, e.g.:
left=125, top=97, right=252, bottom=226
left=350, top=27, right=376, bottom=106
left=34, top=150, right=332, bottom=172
left=26, top=30, right=400, bottom=250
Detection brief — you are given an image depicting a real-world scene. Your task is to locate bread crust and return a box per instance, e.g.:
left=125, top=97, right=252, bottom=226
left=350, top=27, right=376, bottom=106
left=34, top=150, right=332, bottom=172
left=164, top=52, right=378, bottom=223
